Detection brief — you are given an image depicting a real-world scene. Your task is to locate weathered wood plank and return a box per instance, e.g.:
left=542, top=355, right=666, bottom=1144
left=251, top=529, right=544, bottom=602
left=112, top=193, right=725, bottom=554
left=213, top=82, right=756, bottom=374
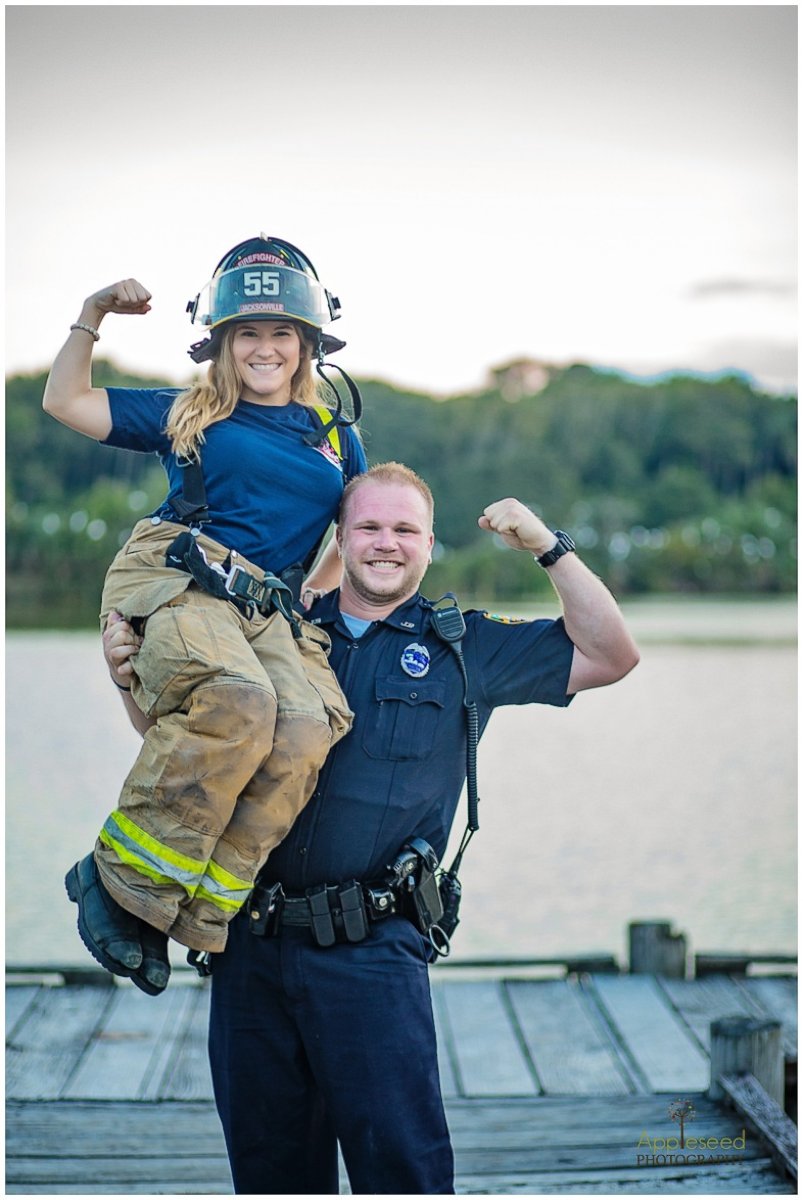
left=62, top=984, right=196, bottom=1100
left=738, top=977, right=798, bottom=1058
left=430, top=984, right=459, bottom=1098
left=506, top=979, right=633, bottom=1096
left=589, top=974, right=710, bottom=1092
left=7, top=1094, right=727, bottom=1144
left=444, top=1099, right=739, bottom=1137
left=6, top=1100, right=225, bottom=1154
left=5, top=1156, right=232, bottom=1189
left=454, top=1159, right=795, bottom=1194
left=451, top=1137, right=763, bottom=1176
left=435, top=981, right=537, bottom=1097
left=719, top=1072, right=797, bottom=1181
left=5, top=1163, right=793, bottom=1196
left=159, top=983, right=215, bottom=1100
left=657, top=975, right=764, bottom=1052
left=7, top=1133, right=770, bottom=1185
left=7, top=1095, right=791, bottom=1194
left=6, top=986, right=113, bottom=1100
left=8, top=1096, right=747, bottom=1159
left=139, top=986, right=201, bottom=1101
left=5, top=985, right=40, bottom=1037
left=5, top=1185, right=229, bottom=1196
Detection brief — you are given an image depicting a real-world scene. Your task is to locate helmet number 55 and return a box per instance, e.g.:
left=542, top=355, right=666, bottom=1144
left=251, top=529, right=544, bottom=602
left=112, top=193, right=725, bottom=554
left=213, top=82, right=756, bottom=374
left=243, top=271, right=281, bottom=297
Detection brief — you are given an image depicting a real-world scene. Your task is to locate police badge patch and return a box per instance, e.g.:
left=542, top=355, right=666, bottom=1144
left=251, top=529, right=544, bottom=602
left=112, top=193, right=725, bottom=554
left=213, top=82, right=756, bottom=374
left=400, top=643, right=430, bottom=677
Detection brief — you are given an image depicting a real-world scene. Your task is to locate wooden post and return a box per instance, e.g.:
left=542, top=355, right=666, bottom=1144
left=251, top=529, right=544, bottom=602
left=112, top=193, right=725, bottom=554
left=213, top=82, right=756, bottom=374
left=628, top=921, right=687, bottom=977
left=709, top=1016, right=784, bottom=1106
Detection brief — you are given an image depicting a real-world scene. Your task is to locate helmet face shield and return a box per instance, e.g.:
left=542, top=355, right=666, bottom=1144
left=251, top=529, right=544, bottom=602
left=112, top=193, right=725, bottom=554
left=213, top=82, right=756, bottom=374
left=192, top=265, right=334, bottom=333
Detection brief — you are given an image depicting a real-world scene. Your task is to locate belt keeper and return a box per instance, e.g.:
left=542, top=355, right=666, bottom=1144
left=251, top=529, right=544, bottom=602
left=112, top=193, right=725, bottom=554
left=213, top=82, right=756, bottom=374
left=249, top=882, right=284, bottom=937
left=306, top=885, right=336, bottom=947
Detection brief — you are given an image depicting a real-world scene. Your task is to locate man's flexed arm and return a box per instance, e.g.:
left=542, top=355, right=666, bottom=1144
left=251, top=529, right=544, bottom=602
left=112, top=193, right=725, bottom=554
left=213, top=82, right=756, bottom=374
left=479, top=498, right=640, bottom=693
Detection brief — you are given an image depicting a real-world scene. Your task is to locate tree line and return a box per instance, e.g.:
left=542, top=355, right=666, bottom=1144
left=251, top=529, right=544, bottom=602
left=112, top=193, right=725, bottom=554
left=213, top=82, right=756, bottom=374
left=6, top=359, right=796, bottom=627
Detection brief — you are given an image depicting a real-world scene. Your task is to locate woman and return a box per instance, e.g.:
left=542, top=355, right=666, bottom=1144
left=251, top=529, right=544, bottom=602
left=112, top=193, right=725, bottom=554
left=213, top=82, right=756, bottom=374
left=43, top=235, right=367, bottom=995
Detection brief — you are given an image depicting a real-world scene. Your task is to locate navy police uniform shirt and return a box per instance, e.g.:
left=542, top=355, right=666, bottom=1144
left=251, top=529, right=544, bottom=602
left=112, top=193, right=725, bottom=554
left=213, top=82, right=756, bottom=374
left=263, top=591, right=576, bottom=891
left=102, top=388, right=367, bottom=575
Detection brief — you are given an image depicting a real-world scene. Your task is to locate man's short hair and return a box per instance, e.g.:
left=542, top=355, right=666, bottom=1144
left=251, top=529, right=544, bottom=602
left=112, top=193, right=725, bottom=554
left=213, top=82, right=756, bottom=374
left=340, top=462, right=434, bottom=525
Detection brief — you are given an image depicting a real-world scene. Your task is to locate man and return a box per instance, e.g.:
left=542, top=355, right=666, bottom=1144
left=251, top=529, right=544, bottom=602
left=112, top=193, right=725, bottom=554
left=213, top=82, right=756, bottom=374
left=103, top=461, right=639, bottom=1195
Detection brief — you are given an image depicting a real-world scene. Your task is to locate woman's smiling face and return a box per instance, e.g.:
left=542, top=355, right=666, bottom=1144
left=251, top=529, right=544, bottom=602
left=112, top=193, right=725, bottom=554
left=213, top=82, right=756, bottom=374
left=230, top=321, right=301, bottom=405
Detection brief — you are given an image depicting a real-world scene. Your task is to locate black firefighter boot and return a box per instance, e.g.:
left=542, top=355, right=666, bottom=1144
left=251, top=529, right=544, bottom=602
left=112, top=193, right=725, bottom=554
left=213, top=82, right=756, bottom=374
left=65, top=853, right=143, bottom=979
left=133, top=921, right=171, bottom=996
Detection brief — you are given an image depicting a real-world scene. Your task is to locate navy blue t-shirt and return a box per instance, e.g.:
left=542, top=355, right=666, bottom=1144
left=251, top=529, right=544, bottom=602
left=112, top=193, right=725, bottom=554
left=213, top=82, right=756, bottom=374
left=263, top=591, right=576, bottom=890
left=102, top=388, right=367, bottom=574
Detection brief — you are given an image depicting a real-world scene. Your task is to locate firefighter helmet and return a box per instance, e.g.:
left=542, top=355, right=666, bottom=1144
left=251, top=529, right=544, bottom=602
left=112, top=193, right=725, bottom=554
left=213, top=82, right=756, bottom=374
left=187, top=235, right=345, bottom=363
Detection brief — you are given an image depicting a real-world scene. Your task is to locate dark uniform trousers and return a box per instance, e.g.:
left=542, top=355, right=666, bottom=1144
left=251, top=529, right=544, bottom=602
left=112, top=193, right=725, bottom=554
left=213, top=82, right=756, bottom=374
left=208, top=911, right=456, bottom=1194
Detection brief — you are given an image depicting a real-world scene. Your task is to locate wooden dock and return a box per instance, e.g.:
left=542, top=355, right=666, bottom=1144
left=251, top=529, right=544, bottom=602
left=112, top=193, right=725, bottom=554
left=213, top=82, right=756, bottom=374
left=6, top=963, right=797, bottom=1194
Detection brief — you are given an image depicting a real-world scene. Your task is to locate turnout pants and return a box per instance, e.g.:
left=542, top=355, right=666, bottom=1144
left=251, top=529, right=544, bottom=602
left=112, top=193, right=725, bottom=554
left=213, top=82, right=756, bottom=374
left=93, top=520, right=353, bottom=952
left=208, top=913, right=455, bottom=1195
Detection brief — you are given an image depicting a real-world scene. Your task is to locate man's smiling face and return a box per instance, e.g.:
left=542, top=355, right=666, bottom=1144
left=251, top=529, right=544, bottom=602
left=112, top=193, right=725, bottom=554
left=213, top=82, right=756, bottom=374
left=336, top=480, right=434, bottom=617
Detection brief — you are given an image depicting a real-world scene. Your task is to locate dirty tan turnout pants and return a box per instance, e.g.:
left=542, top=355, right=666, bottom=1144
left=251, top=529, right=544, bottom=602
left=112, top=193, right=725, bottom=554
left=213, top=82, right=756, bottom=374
left=93, top=519, right=353, bottom=952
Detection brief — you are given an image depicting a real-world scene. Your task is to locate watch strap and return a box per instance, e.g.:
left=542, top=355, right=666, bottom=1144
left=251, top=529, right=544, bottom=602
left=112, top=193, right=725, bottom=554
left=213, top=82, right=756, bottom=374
left=536, top=530, right=576, bottom=568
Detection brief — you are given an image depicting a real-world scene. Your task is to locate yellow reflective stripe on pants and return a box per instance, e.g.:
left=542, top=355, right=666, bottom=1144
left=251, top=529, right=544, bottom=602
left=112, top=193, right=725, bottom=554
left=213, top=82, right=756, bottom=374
left=196, top=885, right=244, bottom=912
left=201, top=859, right=253, bottom=904
left=99, top=811, right=252, bottom=914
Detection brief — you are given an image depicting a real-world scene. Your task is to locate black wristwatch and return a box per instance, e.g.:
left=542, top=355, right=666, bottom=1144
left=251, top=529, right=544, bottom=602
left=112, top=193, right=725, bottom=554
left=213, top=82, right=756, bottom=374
left=535, top=530, right=576, bottom=568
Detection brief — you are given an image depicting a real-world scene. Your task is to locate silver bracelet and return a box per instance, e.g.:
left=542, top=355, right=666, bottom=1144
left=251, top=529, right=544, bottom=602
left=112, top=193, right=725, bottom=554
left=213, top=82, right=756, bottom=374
left=70, top=322, right=100, bottom=341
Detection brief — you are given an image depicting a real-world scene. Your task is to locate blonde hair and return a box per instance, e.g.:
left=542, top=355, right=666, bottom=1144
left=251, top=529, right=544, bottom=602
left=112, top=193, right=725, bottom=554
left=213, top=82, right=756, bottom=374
left=340, top=462, right=434, bottom=525
left=166, top=321, right=321, bottom=459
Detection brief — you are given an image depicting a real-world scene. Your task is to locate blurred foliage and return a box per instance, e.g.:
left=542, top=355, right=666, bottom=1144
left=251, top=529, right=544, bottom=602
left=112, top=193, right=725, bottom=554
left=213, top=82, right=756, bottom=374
left=6, top=359, right=797, bottom=627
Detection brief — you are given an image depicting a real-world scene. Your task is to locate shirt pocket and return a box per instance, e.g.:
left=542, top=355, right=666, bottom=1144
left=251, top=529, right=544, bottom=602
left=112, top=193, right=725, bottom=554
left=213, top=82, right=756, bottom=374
left=362, top=676, right=446, bottom=761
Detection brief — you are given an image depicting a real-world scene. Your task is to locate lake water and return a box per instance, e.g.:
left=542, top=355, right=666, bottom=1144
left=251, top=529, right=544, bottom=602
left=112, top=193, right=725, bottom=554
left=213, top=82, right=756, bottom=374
left=5, top=598, right=797, bottom=970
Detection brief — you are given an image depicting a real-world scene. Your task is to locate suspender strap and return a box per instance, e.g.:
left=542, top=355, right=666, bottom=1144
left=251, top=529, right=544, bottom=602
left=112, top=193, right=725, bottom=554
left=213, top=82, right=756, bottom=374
left=172, top=457, right=210, bottom=525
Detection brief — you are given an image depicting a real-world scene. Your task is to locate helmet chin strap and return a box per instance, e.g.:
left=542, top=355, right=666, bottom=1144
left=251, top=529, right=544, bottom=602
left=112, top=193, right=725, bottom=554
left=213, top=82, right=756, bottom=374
left=303, top=349, right=363, bottom=447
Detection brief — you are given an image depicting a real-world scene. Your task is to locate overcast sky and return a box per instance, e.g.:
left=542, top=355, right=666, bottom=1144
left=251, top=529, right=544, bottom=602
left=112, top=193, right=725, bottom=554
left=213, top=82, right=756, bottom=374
left=6, top=4, right=797, bottom=394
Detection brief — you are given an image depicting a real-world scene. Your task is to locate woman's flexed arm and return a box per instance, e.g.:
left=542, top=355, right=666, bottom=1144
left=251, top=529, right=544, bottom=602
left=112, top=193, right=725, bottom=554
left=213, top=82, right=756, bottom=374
left=42, top=279, right=152, bottom=439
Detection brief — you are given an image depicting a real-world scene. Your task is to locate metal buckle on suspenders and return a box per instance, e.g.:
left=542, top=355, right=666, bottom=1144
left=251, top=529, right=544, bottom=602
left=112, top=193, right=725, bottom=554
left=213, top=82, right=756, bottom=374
left=166, top=532, right=301, bottom=634
left=224, top=561, right=300, bottom=631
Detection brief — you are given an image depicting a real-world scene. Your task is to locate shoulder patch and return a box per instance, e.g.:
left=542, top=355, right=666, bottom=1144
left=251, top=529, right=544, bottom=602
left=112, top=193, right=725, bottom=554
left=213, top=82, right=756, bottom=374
left=482, top=612, right=528, bottom=624
left=312, top=440, right=344, bottom=471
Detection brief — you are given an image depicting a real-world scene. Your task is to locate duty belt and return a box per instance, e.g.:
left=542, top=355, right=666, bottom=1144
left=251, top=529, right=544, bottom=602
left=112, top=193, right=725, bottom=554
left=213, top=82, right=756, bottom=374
left=248, top=880, right=400, bottom=947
